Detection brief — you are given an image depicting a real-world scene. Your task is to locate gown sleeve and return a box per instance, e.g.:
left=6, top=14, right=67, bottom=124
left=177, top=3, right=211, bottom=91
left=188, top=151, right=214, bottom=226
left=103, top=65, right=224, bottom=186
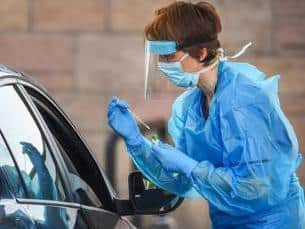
left=188, top=100, right=302, bottom=216
left=125, top=90, right=202, bottom=198
left=126, top=137, right=196, bottom=197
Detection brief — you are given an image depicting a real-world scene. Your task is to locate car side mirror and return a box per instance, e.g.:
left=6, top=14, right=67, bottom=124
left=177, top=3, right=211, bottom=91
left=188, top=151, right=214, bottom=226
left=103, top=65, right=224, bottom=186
left=128, top=171, right=183, bottom=215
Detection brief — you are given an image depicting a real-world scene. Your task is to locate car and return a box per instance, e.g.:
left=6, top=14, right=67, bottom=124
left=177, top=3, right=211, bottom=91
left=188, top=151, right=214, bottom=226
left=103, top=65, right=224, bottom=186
left=0, top=65, right=183, bottom=229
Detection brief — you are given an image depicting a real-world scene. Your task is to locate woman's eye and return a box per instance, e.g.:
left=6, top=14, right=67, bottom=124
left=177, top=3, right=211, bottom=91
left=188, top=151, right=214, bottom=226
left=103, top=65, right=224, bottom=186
left=159, top=54, right=175, bottom=62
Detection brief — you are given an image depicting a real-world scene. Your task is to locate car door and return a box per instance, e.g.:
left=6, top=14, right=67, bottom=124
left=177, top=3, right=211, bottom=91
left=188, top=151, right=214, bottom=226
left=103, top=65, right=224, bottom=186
left=20, top=82, right=134, bottom=228
left=0, top=84, right=88, bottom=229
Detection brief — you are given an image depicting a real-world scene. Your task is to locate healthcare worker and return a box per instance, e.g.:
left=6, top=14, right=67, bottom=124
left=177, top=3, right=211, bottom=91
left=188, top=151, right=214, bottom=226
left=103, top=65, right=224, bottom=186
left=108, top=1, right=305, bottom=228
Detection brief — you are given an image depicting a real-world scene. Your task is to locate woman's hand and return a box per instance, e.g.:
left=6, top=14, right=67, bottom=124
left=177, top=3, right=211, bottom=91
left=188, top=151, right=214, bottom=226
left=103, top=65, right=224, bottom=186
left=107, top=97, right=143, bottom=146
left=151, top=142, right=198, bottom=177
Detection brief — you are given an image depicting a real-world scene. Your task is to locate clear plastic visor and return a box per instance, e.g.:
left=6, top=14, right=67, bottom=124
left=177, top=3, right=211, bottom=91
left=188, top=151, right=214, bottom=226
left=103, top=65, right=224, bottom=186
left=144, top=40, right=185, bottom=100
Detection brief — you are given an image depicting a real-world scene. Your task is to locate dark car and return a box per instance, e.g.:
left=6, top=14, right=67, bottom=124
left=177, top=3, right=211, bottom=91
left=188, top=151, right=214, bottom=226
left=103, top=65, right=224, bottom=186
left=0, top=65, right=183, bottom=228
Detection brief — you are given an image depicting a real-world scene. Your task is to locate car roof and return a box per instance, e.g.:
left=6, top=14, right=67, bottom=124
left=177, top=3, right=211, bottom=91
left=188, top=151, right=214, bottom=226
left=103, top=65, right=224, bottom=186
left=0, top=65, right=23, bottom=78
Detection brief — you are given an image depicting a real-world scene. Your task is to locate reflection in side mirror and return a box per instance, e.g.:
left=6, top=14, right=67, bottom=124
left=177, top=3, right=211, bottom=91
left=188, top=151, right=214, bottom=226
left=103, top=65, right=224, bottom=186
left=128, top=172, right=183, bottom=215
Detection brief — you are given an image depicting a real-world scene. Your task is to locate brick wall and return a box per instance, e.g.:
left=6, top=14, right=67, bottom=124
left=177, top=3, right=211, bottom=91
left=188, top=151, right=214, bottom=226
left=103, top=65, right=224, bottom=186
left=0, top=1, right=304, bottom=228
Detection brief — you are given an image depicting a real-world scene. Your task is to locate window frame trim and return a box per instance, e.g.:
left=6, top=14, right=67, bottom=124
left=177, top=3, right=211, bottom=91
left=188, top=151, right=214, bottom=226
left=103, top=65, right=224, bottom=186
left=16, top=198, right=81, bottom=209
left=15, top=198, right=123, bottom=223
left=31, top=96, right=108, bottom=208
left=0, top=76, right=127, bottom=217
left=17, top=78, right=117, bottom=211
left=0, top=77, right=115, bottom=214
left=0, top=76, right=18, bottom=87
left=16, top=79, right=116, bottom=211
left=9, top=83, right=74, bottom=203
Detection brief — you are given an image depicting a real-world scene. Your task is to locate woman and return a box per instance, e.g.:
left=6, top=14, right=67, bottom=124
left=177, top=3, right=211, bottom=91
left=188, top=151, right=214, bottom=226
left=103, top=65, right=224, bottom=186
left=107, top=1, right=305, bottom=228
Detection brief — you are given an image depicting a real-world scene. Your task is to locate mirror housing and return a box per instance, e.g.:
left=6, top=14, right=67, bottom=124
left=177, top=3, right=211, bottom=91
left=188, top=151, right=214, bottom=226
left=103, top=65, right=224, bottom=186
left=114, top=172, right=183, bottom=216
left=119, top=171, right=184, bottom=215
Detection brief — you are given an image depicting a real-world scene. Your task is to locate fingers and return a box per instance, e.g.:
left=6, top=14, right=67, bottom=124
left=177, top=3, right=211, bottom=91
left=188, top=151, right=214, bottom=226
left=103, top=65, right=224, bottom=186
left=108, top=97, right=118, bottom=113
left=107, top=110, right=116, bottom=126
left=152, top=143, right=163, bottom=153
left=151, top=142, right=174, bottom=159
left=116, top=100, right=129, bottom=110
left=107, top=103, right=126, bottom=120
left=152, top=142, right=168, bottom=149
left=108, top=97, right=129, bottom=114
left=20, top=141, right=28, bottom=146
left=151, top=144, right=158, bottom=153
left=20, top=142, right=31, bottom=150
left=107, top=104, right=115, bottom=118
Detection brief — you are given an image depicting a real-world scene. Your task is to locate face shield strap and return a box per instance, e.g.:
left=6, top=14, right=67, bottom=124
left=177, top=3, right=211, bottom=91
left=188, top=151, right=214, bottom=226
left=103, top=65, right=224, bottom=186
left=176, top=35, right=218, bottom=50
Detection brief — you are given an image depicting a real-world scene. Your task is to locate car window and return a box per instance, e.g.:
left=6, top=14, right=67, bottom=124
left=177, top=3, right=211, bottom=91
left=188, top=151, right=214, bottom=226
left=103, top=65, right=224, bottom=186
left=0, top=131, right=27, bottom=199
left=24, top=87, right=107, bottom=208
left=0, top=86, right=66, bottom=201
left=53, top=137, right=102, bottom=207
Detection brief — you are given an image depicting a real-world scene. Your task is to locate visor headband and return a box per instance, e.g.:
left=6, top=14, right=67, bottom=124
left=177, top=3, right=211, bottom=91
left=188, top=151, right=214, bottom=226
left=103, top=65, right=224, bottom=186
left=146, top=40, right=177, bottom=55
left=146, top=35, right=218, bottom=55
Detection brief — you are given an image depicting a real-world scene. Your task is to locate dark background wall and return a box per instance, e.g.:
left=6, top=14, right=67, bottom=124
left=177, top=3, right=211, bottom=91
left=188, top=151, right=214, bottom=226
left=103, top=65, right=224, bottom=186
left=0, top=1, right=304, bottom=228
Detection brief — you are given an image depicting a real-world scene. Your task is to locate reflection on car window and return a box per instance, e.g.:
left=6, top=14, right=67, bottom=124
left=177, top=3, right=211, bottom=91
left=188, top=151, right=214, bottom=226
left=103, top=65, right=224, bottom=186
left=0, top=132, right=27, bottom=198
left=54, top=138, right=102, bottom=207
left=0, top=86, right=66, bottom=201
left=30, top=96, right=102, bottom=207
left=25, top=86, right=105, bottom=208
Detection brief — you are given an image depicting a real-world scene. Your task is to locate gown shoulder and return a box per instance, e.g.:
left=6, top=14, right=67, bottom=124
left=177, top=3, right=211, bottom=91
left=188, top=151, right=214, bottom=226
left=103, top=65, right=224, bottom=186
left=218, top=61, right=281, bottom=115
left=171, top=88, right=201, bottom=120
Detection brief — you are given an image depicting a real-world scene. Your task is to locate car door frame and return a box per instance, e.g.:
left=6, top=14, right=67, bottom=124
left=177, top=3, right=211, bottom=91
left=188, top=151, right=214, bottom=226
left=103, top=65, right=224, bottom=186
left=0, top=76, right=90, bottom=228
left=15, top=76, right=133, bottom=226
left=16, top=77, right=116, bottom=205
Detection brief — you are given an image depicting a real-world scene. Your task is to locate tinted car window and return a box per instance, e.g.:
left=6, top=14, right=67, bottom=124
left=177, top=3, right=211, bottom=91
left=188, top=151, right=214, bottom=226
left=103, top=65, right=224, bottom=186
left=25, top=86, right=113, bottom=210
left=28, top=92, right=102, bottom=207
left=54, top=137, right=102, bottom=207
left=0, top=86, right=66, bottom=201
left=0, top=131, right=27, bottom=198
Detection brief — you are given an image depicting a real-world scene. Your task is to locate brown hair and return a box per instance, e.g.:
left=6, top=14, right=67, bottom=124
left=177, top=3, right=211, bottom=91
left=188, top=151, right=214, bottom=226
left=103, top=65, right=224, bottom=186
left=144, top=1, right=222, bottom=66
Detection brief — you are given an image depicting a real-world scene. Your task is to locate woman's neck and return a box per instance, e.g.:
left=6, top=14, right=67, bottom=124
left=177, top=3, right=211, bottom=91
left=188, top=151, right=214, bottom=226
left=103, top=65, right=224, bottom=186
left=197, top=62, right=219, bottom=99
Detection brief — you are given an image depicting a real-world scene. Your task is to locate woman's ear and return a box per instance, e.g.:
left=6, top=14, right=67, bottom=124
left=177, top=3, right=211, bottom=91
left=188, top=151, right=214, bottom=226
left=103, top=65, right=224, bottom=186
left=199, top=48, right=208, bottom=62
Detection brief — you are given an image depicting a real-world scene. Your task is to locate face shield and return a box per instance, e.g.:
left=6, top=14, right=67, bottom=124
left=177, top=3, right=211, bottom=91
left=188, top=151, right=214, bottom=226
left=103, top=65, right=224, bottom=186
left=144, top=38, right=254, bottom=101
left=144, top=40, right=185, bottom=100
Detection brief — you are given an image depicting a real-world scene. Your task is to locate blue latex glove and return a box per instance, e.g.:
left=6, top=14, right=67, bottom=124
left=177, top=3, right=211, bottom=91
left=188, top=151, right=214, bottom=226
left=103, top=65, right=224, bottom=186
left=151, top=142, right=198, bottom=177
left=107, top=97, right=143, bottom=146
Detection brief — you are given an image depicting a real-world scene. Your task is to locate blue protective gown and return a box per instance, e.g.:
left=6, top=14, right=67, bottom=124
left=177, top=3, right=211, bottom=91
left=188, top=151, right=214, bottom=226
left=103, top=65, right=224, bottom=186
left=126, top=59, right=305, bottom=228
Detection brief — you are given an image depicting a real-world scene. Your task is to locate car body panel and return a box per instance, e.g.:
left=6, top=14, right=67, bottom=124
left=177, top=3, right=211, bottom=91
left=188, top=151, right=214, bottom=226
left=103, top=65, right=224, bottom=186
left=16, top=199, right=85, bottom=229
